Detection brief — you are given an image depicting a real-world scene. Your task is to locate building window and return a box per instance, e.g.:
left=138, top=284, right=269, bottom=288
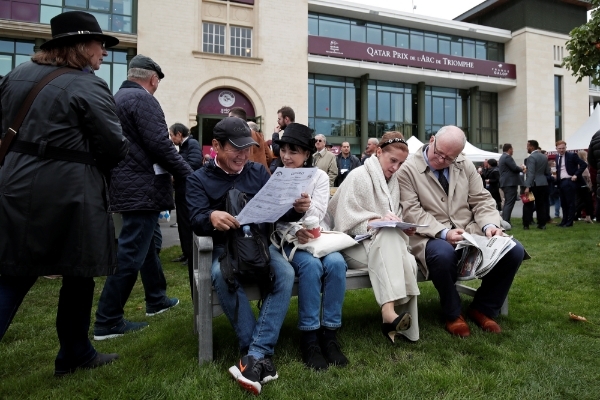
left=95, top=48, right=128, bottom=94
left=203, top=22, right=226, bottom=54
left=0, top=1, right=39, bottom=23
left=0, top=38, right=34, bottom=76
left=555, top=75, right=562, bottom=141
left=424, top=86, right=462, bottom=139
left=477, top=91, right=498, bottom=150
left=230, top=26, right=251, bottom=57
left=309, top=12, right=504, bottom=62
left=39, top=0, right=135, bottom=33
left=368, top=80, right=417, bottom=138
left=308, top=74, right=360, bottom=137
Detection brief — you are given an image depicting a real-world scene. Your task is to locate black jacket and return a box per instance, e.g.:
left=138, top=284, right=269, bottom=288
left=174, top=136, right=202, bottom=194
left=588, top=129, right=600, bottom=194
left=187, top=160, right=304, bottom=246
left=109, top=80, right=192, bottom=212
left=0, top=62, right=128, bottom=277
left=334, top=153, right=361, bottom=187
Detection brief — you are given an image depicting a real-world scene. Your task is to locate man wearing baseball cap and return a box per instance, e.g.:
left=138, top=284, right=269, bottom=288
left=187, top=117, right=310, bottom=395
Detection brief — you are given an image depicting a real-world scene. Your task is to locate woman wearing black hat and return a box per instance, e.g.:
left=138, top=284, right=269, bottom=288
left=272, top=123, right=349, bottom=370
left=0, top=11, right=128, bottom=376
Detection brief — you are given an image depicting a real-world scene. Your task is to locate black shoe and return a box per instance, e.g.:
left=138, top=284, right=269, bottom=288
left=54, top=353, right=119, bottom=377
left=320, top=336, right=349, bottom=367
left=172, top=254, right=187, bottom=262
left=523, top=226, right=530, bottom=230
left=301, top=341, right=328, bottom=371
left=228, top=355, right=263, bottom=395
left=537, top=225, right=546, bottom=230
left=258, top=357, right=279, bottom=384
left=381, top=312, right=412, bottom=344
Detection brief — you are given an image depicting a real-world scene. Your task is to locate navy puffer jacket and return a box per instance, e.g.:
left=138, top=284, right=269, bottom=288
left=109, top=81, right=192, bottom=212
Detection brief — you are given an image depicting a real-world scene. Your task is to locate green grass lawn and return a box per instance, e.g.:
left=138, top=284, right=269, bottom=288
left=1, top=219, right=599, bottom=399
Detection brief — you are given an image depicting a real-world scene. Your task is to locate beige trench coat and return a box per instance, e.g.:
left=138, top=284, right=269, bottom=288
left=398, top=146, right=501, bottom=278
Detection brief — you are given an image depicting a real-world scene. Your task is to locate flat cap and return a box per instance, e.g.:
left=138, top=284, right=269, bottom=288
left=129, top=54, right=164, bottom=79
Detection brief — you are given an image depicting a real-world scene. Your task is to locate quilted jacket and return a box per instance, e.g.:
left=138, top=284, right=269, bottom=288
left=109, top=80, right=192, bottom=212
left=588, top=129, right=600, bottom=195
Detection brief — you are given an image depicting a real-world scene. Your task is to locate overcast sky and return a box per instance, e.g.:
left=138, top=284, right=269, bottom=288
left=344, top=0, right=487, bottom=20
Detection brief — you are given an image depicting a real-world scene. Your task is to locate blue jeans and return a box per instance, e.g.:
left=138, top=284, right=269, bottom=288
left=95, top=212, right=168, bottom=328
left=425, top=238, right=524, bottom=320
left=211, top=244, right=294, bottom=356
left=0, top=275, right=97, bottom=371
left=282, top=245, right=347, bottom=331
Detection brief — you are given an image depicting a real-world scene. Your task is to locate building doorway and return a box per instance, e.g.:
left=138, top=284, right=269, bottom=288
left=194, top=88, right=257, bottom=153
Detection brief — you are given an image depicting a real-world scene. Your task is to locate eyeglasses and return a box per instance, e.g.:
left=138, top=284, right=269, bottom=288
left=93, top=38, right=106, bottom=49
left=153, top=74, right=161, bottom=83
left=315, top=139, right=324, bottom=143
left=433, top=136, right=457, bottom=163
left=379, top=137, right=407, bottom=149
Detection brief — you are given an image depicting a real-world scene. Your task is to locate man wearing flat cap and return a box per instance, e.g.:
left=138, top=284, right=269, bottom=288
left=94, top=54, right=193, bottom=340
left=187, top=117, right=311, bottom=395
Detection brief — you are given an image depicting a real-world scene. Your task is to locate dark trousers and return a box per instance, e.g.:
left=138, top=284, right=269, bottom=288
left=558, top=179, right=578, bottom=226
left=530, top=185, right=549, bottom=227
left=425, top=238, right=524, bottom=320
left=0, top=275, right=97, bottom=371
left=575, top=186, right=594, bottom=218
left=95, top=211, right=168, bottom=328
left=501, top=186, right=518, bottom=223
left=175, top=191, right=195, bottom=299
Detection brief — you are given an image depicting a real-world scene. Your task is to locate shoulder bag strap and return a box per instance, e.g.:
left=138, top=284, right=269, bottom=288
left=0, top=67, right=74, bottom=165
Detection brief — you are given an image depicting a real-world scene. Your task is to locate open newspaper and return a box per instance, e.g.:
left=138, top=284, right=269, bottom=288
left=455, top=232, right=516, bottom=281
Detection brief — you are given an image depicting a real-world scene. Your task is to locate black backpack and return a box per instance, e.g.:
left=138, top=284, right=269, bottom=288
left=219, top=188, right=274, bottom=320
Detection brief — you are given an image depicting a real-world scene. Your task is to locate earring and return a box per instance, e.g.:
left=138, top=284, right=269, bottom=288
left=304, top=159, right=308, bottom=166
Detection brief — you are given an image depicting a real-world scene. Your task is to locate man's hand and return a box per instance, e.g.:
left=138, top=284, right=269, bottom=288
left=293, top=193, right=311, bottom=213
left=210, top=211, right=240, bottom=231
left=524, top=187, right=529, bottom=194
left=485, top=226, right=503, bottom=238
left=295, top=228, right=314, bottom=244
left=274, top=125, right=281, bottom=133
left=403, top=227, right=417, bottom=236
left=446, top=228, right=465, bottom=246
left=571, top=175, right=577, bottom=182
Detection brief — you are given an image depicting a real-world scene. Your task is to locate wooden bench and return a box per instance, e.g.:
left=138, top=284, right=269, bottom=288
left=192, top=234, right=508, bottom=364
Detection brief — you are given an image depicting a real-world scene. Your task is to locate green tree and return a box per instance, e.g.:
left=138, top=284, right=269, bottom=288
left=563, top=1, right=600, bottom=85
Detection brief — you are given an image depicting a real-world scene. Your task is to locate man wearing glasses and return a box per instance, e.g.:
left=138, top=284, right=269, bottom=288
left=312, top=134, right=338, bottom=187
left=93, top=55, right=193, bottom=340
left=399, top=126, right=524, bottom=338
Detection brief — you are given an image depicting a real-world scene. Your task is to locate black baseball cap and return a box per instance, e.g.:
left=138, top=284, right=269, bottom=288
left=129, top=54, right=164, bottom=79
left=213, top=117, right=258, bottom=149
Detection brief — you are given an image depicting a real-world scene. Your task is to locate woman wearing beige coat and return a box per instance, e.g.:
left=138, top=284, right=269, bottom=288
left=327, top=131, right=420, bottom=343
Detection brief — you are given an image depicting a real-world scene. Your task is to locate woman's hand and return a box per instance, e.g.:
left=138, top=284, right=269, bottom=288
left=295, top=228, right=314, bottom=244
left=293, top=193, right=311, bottom=213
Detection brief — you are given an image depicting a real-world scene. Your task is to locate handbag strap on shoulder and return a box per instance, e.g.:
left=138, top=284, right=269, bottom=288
left=0, top=67, right=75, bottom=165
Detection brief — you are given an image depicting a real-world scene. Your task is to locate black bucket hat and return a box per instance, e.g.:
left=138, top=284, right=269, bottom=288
left=41, top=11, right=119, bottom=50
left=213, top=117, right=258, bottom=149
left=274, top=123, right=315, bottom=152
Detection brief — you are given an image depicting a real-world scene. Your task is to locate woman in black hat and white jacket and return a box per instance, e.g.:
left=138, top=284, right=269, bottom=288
left=272, top=123, right=349, bottom=371
left=0, top=11, right=128, bottom=376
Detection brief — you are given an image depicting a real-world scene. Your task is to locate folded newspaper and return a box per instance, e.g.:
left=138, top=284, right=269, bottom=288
left=455, top=232, right=516, bottom=281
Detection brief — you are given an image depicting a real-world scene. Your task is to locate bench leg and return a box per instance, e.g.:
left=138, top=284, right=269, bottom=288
left=194, top=237, right=214, bottom=364
left=455, top=283, right=509, bottom=316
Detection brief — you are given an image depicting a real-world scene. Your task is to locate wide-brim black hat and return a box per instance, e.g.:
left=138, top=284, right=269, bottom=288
left=275, top=123, right=315, bottom=152
left=41, top=11, right=119, bottom=50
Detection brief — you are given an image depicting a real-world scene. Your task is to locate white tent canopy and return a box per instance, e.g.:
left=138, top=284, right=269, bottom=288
left=407, top=135, right=499, bottom=162
left=461, top=141, right=501, bottom=162
left=407, top=136, right=424, bottom=153
left=565, top=104, right=600, bottom=151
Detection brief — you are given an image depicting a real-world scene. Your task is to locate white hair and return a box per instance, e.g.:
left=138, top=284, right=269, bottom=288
left=127, top=67, right=154, bottom=80
left=368, top=138, right=379, bottom=145
left=247, top=121, right=260, bottom=132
